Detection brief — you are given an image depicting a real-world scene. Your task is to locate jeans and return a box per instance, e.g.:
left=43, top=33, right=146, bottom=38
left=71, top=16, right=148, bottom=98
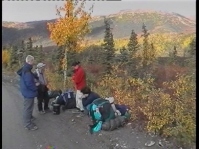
left=23, top=98, right=35, bottom=127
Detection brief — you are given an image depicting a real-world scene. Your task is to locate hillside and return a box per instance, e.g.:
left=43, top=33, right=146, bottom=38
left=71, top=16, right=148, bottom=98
left=2, top=10, right=196, bottom=47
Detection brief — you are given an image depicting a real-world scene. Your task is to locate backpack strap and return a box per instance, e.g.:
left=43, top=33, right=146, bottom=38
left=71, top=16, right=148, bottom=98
left=62, top=93, right=67, bottom=104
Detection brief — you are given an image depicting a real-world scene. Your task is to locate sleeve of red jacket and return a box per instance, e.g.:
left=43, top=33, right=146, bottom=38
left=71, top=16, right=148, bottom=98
left=73, top=69, right=85, bottom=85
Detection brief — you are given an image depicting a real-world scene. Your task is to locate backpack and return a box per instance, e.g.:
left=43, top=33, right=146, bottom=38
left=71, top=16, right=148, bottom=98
left=89, top=98, right=115, bottom=134
left=115, top=104, right=129, bottom=116
left=52, top=90, right=76, bottom=109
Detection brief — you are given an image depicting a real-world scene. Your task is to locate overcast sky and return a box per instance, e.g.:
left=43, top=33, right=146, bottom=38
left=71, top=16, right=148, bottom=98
left=2, top=0, right=196, bottom=22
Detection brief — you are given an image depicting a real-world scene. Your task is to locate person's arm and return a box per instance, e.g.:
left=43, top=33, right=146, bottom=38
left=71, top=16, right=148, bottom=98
left=82, top=93, right=98, bottom=107
left=82, top=97, right=89, bottom=107
left=23, top=72, right=38, bottom=91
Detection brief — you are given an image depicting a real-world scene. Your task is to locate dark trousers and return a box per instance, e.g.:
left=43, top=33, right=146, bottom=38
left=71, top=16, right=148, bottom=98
left=23, top=98, right=34, bottom=127
left=37, top=96, right=49, bottom=111
left=37, top=85, right=49, bottom=111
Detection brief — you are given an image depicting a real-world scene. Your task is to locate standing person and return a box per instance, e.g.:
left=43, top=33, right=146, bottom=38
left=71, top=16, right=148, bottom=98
left=72, top=61, right=86, bottom=112
left=17, top=55, right=39, bottom=130
left=34, top=63, right=49, bottom=114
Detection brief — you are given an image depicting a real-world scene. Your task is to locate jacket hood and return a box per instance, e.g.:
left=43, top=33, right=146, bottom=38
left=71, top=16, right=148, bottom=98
left=17, top=63, right=33, bottom=76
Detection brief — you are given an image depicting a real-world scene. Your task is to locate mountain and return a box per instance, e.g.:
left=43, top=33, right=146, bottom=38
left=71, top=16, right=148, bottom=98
left=2, top=10, right=196, bottom=47
left=188, top=15, right=196, bottom=21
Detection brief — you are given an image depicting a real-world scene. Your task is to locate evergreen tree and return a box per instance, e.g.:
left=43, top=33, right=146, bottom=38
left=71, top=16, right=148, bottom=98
left=102, top=18, right=115, bottom=75
left=67, top=49, right=77, bottom=68
left=188, top=37, right=196, bottom=56
left=34, top=45, right=43, bottom=63
left=53, top=46, right=65, bottom=75
left=17, top=40, right=26, bottom=66
left=126, top=29, right=139, bottom=77
left=169, top=46, right=178, bottom=64
left=187, top=37, right=196, bottom=81
left=37, top=45, right=43, bottom=62
left=119, top=46, right=128, bottom=63
left=150, top=43, right=156, bottom=61
left=67, top=48, right=77, bottom=76
left=26, top=37, right=34, bottom=56
left=127, top=29, right=139, bottom=56
left=9, top=46, right=19, bottom=69
left=173, top=46, right=177, bottom=57
left=141, top=23, right=150, bottom=66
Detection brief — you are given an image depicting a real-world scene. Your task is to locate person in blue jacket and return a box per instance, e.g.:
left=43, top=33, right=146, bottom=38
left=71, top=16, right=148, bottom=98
left=17, top=55, right=39, bottom=131
left=80, top=86, right=100, bottom=113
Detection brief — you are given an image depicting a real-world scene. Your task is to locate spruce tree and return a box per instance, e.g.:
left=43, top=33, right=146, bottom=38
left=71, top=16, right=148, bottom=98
left=102, top=18, right=115, bottom=75
left=26, top=37, right=34, bottom=56
left=119, top=46, right=128, bottom=63
left=54, top=46, right=65, bottom=75
left=127, top=29, right=139, bottom=56
left=9, top=46, right=19, bottom=69
left=187, top=37, right=196, bottom=81
left=189, top=37, right=196, bottom=56
left=35, top=45, right=43, bottom=63
left=141, top=23, right=150, bottom=66
left=17, top=40, right=26, bottom=66
left=126, top=29, right=139, bottom=76
left=150, top=43, right=156, bottom=61
left=169, top=46, right=177, bottom=64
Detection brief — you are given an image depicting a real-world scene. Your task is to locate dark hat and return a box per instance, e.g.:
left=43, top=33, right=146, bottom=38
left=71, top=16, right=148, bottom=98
left=72, top=61, right=80, bottom=66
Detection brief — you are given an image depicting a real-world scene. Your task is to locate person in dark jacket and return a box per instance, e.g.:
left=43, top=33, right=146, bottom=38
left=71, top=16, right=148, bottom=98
left=17, top=55, right=39, bottom=131
left=80, top=86, right=100, bottom=111
left=72, top=61, right=86, bottom=112
left=34, top=62, right=49, bottom=114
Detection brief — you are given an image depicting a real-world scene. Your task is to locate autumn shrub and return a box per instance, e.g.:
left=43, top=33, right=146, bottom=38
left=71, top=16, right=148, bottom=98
left=92, top=65, right=195, bottom=146
left=137, top=74, right=195, bottom=146
left=162, top=74, right=196, bottom=146
left=2, top=50, right=11, bottom=68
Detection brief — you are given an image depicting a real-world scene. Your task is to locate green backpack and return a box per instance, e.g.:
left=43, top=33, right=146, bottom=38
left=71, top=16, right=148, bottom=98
left=89, top=98, right=115, bottom=134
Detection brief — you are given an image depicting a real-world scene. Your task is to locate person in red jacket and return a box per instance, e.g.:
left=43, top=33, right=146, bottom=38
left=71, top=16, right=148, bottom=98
left=72, top=61, right=86, bottom=112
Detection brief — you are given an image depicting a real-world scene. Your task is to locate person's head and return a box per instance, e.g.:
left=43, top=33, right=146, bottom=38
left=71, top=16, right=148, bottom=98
left=72, top=61, right=80, bottom=70
left=81, top=86, right=91, bottom=98
left=37, top=62, right=46, bottom=72
left=25, top=55, right=35, bottom=65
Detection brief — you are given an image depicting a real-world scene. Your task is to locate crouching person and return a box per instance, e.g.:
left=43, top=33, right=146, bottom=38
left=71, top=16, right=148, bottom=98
left=48, top=90, right=62, bottom=100
left=102, top=97, right=131, bottom=131
left=51, top=89, right=76, bottom=111
left=80, top=86, right=101, bottom=114
left=88, top=98, right=116, bottom=134
left=88, top=96, right=130, bottom=133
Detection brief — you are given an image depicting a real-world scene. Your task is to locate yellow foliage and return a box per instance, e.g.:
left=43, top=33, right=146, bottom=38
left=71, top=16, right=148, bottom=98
left=82, top=33, right=194, bottom=58
left=47, top=0, right=93, bottom=50
left=93, top=71, right=195, bottom=145
left=2, top=50, right=10, bottom=66
left=180, top=34, right=195, bottom=50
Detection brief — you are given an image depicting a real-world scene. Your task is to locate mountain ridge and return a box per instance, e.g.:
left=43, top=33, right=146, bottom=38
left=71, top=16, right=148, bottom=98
left=2, top=10, right=196, bottom=47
